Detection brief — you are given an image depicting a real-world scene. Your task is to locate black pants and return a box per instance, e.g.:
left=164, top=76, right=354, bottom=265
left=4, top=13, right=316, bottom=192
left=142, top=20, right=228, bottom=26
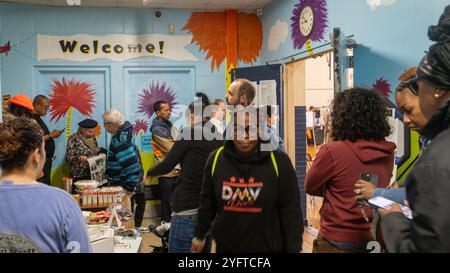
left=38, top=156, right=53, bottom=186
left=131, top=192, right=146, bottom=228
left=159, top=177, right=177, bottom=223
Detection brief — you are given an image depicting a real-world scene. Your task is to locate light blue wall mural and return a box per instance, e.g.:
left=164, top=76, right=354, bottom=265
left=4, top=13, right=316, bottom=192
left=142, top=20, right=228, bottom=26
left=0, top=2, right=261, bottom=186
left=34, top=66, right=110, bottom=169
left=0, top=3, right=227, bottom=107
left=261, top=0, right=449, bottom=101
left=124, top=66, right=195, bottom=152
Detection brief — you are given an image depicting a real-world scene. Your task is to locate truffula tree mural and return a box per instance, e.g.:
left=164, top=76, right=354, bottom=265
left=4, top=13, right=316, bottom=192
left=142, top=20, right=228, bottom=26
left=133, top=118, right=149, bottom=148
left=372, top=78, right=392, bottom=98
left=182, top=11, right=262, bottom=89
left=135, top=81, right=178, bottom=146
left=48, top=77, right=96, bottom=140
left=137, top=81, right=177, bottom=119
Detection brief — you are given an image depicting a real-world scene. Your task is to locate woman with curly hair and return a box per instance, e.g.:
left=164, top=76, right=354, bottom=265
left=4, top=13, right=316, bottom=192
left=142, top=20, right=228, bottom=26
left=305, top=88, right=396, bottom=253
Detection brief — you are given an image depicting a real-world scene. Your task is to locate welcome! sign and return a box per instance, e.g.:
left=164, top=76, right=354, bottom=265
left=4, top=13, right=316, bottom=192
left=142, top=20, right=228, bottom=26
left=37, top=34, right=198, bottom=62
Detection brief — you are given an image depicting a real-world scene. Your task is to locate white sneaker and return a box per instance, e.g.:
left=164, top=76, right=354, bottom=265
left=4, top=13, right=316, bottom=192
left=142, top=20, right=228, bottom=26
left=161, top=222, right=171, bottom=230
left=154, top=222, right=170, bottom=237
left=137, top=226, right=150, bottom=233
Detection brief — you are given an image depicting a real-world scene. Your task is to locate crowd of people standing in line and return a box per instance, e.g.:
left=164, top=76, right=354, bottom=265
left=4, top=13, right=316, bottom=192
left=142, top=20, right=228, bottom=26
left=0, top=5, right=450, bottom=253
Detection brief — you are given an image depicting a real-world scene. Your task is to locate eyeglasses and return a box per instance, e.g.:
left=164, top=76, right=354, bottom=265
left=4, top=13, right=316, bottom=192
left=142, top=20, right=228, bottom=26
left=399, top=76, right=419, bottom=95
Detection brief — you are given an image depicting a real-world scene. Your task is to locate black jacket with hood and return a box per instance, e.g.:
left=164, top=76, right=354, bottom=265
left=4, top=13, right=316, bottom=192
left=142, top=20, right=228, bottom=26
left=147, top=121, right=223, bottom=213
left=195, top=140, right=303, bottom=253
left=381, top=99, right=450, bottom=252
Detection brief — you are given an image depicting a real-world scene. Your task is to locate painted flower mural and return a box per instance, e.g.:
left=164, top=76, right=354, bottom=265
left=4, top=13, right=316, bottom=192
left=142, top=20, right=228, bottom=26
left=372, top=78, right=392, bottom=97
left=48, top=77, right=96, bottom=139
left=182, top=11, right=263, bottom=72
left=133, top=118, right=149, bottom=149
left=133, top=118, right=149, bottom=136
left=137, top=81, right=178, bottom=119
left=291, top=0, right=328, bottom=50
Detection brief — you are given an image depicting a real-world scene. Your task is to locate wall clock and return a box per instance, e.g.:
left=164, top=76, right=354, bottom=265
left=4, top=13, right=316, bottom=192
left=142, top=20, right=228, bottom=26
left=291, top=0, right=328, bottom=50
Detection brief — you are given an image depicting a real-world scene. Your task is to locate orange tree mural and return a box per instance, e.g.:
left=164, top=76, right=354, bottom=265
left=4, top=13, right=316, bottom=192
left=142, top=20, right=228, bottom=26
left=183, top=11, right=263, bottom=88
left=48, top=77, right=96, bottom=140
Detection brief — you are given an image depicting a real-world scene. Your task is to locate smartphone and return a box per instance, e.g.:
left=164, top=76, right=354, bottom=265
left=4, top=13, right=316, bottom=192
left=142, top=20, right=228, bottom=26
left=358, top=173, right=379, bottom=205
left=59, top=128, right=65, bottom=133
left=360, top=173, right=379, bottom=186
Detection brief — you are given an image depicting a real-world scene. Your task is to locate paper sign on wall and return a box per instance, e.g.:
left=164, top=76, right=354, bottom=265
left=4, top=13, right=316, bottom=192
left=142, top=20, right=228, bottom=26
left=37, top=34, right=198, bottom=62
left=141, top=135, right=153, bottom=153
left=258, top=80, right=277, bottom=107
left=306, top=112, right=314, bottom=128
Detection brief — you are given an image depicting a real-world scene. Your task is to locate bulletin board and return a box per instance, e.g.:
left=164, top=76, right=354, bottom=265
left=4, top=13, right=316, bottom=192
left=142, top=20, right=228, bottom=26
left=231, top=63, right=284, bottom=138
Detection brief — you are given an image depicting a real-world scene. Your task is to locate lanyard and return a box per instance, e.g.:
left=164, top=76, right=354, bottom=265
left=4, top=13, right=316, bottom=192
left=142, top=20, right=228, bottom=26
left=360, top=204, right=370, bottom=223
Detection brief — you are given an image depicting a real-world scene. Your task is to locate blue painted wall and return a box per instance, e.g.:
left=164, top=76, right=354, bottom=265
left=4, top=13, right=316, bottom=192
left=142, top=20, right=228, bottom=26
left=261, top=0, right=449, bottom=101
left=0, top=3, right=260, bottom=185
left=0, top=3, right=229, bottom=108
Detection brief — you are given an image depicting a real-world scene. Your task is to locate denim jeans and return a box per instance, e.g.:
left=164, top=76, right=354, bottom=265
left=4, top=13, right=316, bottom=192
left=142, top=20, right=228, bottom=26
left=168, top=214, right=211, bottom=253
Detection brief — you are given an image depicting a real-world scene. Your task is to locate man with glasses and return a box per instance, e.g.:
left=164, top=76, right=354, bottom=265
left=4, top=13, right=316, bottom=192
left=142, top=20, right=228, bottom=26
left=33, top=95, right=62, bottom=186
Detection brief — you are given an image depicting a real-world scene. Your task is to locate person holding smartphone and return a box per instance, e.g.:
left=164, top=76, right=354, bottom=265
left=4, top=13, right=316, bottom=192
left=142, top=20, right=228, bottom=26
left=305, top=88, right=396, bottom=253
left=32, top=95, right=62, bottom=186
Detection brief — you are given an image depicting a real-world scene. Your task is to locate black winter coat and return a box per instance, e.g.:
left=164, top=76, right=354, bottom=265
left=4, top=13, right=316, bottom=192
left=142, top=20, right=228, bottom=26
left=382, top=99, right=450, bottom=252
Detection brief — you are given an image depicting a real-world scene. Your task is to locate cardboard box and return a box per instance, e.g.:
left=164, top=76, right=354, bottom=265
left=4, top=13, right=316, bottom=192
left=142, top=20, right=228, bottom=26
left=71, top=194, right=80, bottom=205
left=88, top=226, right=114, bottom=253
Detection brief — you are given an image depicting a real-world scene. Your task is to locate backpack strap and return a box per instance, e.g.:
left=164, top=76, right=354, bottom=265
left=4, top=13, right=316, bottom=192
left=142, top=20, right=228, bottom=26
left=211, top=146, right=279, bottom=179
left=211, top=146, right=225, bottom=177
left=270, top=151, right=279, bottom=178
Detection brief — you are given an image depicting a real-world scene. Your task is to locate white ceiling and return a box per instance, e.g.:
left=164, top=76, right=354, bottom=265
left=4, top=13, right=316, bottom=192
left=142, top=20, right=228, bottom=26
left=0, top=0, right=273, bottom=10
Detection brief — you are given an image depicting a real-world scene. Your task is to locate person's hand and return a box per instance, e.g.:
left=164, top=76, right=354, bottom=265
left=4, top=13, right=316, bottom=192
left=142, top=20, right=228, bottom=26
left=79, top=156, right=88, bottom=162
left=378, top=204, right=402, bottom=217
left=126, top=191, right=135, bottom=198
left=50, top=130, right=62, bottom=138
left=191, top=237, right=206, bottom=253
left=387, top=181, right=400, bottom=189
left=354, top=180, right=377, bottom=200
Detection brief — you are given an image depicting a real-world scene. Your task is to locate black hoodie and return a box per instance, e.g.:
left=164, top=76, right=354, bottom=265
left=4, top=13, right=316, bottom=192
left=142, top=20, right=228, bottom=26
left=147, top=121, right=223, bottom=212
left=195, top=140, right=303, bottom=253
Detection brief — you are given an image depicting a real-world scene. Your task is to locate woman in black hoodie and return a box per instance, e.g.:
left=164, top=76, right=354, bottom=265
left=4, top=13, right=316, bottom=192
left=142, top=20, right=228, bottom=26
left=380, top=6, right=450, bottom=252
left=146, top=92, right=222, bottom=253
left=192, top=107, right=303, bottom=253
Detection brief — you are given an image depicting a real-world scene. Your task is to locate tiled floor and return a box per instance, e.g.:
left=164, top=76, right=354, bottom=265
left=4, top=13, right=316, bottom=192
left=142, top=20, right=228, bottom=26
left=139, top=219, right=315, bottom=253
left=140, top=219, right=164, bottom=253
